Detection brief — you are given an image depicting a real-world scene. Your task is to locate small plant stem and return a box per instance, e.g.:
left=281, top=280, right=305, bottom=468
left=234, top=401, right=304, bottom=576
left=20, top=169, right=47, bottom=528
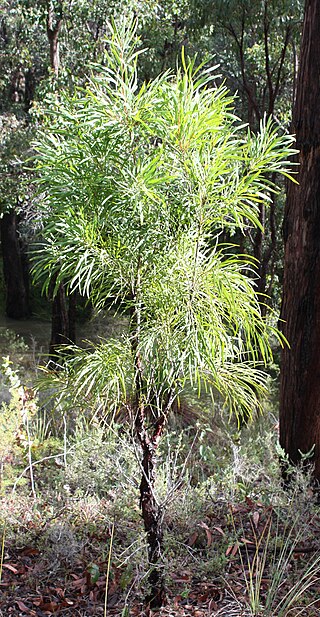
left=104, top=520, right=115, bottom=617
left=63, top=413, right=67, bottom=468
left=23, top=397, right=36, bottom=499
left=0, top=525, right=5, bottom=583
left=12, top=450, right=72, bottom=494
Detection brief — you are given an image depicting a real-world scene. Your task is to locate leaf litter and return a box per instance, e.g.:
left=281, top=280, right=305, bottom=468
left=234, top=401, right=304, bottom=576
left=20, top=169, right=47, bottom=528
left=1, top=496, right=320, bottom=616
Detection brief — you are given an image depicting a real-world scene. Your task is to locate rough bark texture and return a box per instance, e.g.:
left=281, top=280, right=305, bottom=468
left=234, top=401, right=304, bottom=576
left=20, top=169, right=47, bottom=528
left=136, top=406, right=166, bottom=608
left=0, top=211, right=31, bottom=319
left=130, top=287, right=167, bottom=608
left=280, top=0, right=320, bottom=478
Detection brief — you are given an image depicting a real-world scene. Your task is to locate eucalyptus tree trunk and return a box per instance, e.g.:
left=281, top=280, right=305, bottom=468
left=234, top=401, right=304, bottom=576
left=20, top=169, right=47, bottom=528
left=46, top=1, right=63, bottom=77
left=1, top=211, right=30, bottom=319
left=280, top=0, right=320, bottom=479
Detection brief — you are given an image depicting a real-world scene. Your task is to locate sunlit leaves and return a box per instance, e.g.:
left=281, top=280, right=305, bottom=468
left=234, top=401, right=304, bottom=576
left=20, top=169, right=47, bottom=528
left=32, top=19, right=296, bottom=420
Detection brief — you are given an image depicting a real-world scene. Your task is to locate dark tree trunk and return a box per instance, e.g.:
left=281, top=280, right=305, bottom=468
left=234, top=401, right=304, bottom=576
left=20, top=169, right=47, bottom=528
left=46, top=0, right=71, bottom=364
left=24, top=67, right=36, bottom=113
left=68, top=291, right=77, bottom=344
left=136, top=406, right=166, bottom=608
left=280, top=0, right=320, bottom=479
left=49, top=283, right=69, bottom=355
left=49, top=283, right=76, bottom=360
left=253, top=178, right=278, bottom=318
left=130, top=291, right=167, bottom=608
left=0, top=211, right=31, bottom=319
left=47, top=28, right=60, bottom=77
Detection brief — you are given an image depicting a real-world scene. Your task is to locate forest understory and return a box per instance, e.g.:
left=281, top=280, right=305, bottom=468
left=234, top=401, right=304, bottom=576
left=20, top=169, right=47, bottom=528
left=1, top=326, right=320, bottom=617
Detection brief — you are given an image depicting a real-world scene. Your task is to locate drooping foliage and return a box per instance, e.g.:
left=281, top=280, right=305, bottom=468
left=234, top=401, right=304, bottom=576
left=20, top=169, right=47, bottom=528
left=32, top=19, right=295, bottom=419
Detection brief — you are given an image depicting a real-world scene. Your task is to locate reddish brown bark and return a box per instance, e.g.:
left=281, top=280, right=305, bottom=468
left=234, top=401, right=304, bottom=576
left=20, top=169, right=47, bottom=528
left=280, top=0, right=320, bottom=478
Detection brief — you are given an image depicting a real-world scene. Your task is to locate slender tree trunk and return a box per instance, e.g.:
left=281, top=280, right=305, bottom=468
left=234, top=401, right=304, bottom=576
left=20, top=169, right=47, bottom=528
left=49, top=282, right=69, bottom=354
left=68, top=291, right=77, bottom=344
left=227, top=2, right=292, bottom=316
left=24, top=67, right=36, bottom=113
left=46, top=1, right=77, bottom=359
left=0, top=211, right=31, bottom=319
left=46, top=2, right=62, bottom=77
left=280, top=0, right=320, bottom=479
left=49, top=282, right=76, bottom=361
left=135, top=405, right=167, bottom=608
left=253, top=177, right=278, bottom=318
left=130, top=274, right=167, bottom=607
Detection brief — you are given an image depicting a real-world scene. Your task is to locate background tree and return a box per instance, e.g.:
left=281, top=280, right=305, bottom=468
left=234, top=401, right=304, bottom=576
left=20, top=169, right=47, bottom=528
left=0, top=1, right=43, bottom=318
left=0, top=0, right=190, bottom=323
left=0, top=114, right=32, bottom=318
left=198, top=0, right=303, bottom=315
left=0, top=0, right=304, bottom=326
left=32, top=21, right=295, bottom=606
left=280, top=0, right=320, bottom=479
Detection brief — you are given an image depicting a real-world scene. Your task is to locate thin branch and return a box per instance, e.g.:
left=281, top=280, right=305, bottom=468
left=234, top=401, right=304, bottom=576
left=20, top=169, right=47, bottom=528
left=161, top=427, right=200, bottom=509
left=12, top=450, right=69, bottom=494
left=273, top=25, right=291, bottom=104
left=227, top=20, right=260, bottom=125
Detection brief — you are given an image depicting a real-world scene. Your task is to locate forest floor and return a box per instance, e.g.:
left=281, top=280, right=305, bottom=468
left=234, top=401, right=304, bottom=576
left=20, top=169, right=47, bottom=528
left=1, top=325, right=320, bottom=617
left=1, top=489, right=320, bottom=617
left=2, top=489, right=320, bottom=617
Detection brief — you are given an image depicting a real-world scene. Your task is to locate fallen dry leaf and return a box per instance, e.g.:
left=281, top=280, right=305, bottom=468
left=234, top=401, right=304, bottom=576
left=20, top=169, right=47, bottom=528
left=21, top=547, right=40, bottom=557
left=226, top=542, right=239, bottom=557
left=16, top=600, right=33, bottom=613
left=2, top=563, right=19, bottom=574
left=199, top=522, right=212, bottom=547
left=213, top=525, right=225, bottom=536
left=39, top=600, right=59, bottom=612
left=32, top=597, right=43, bottom=606
left=188, top=531, right=198, bottom=546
